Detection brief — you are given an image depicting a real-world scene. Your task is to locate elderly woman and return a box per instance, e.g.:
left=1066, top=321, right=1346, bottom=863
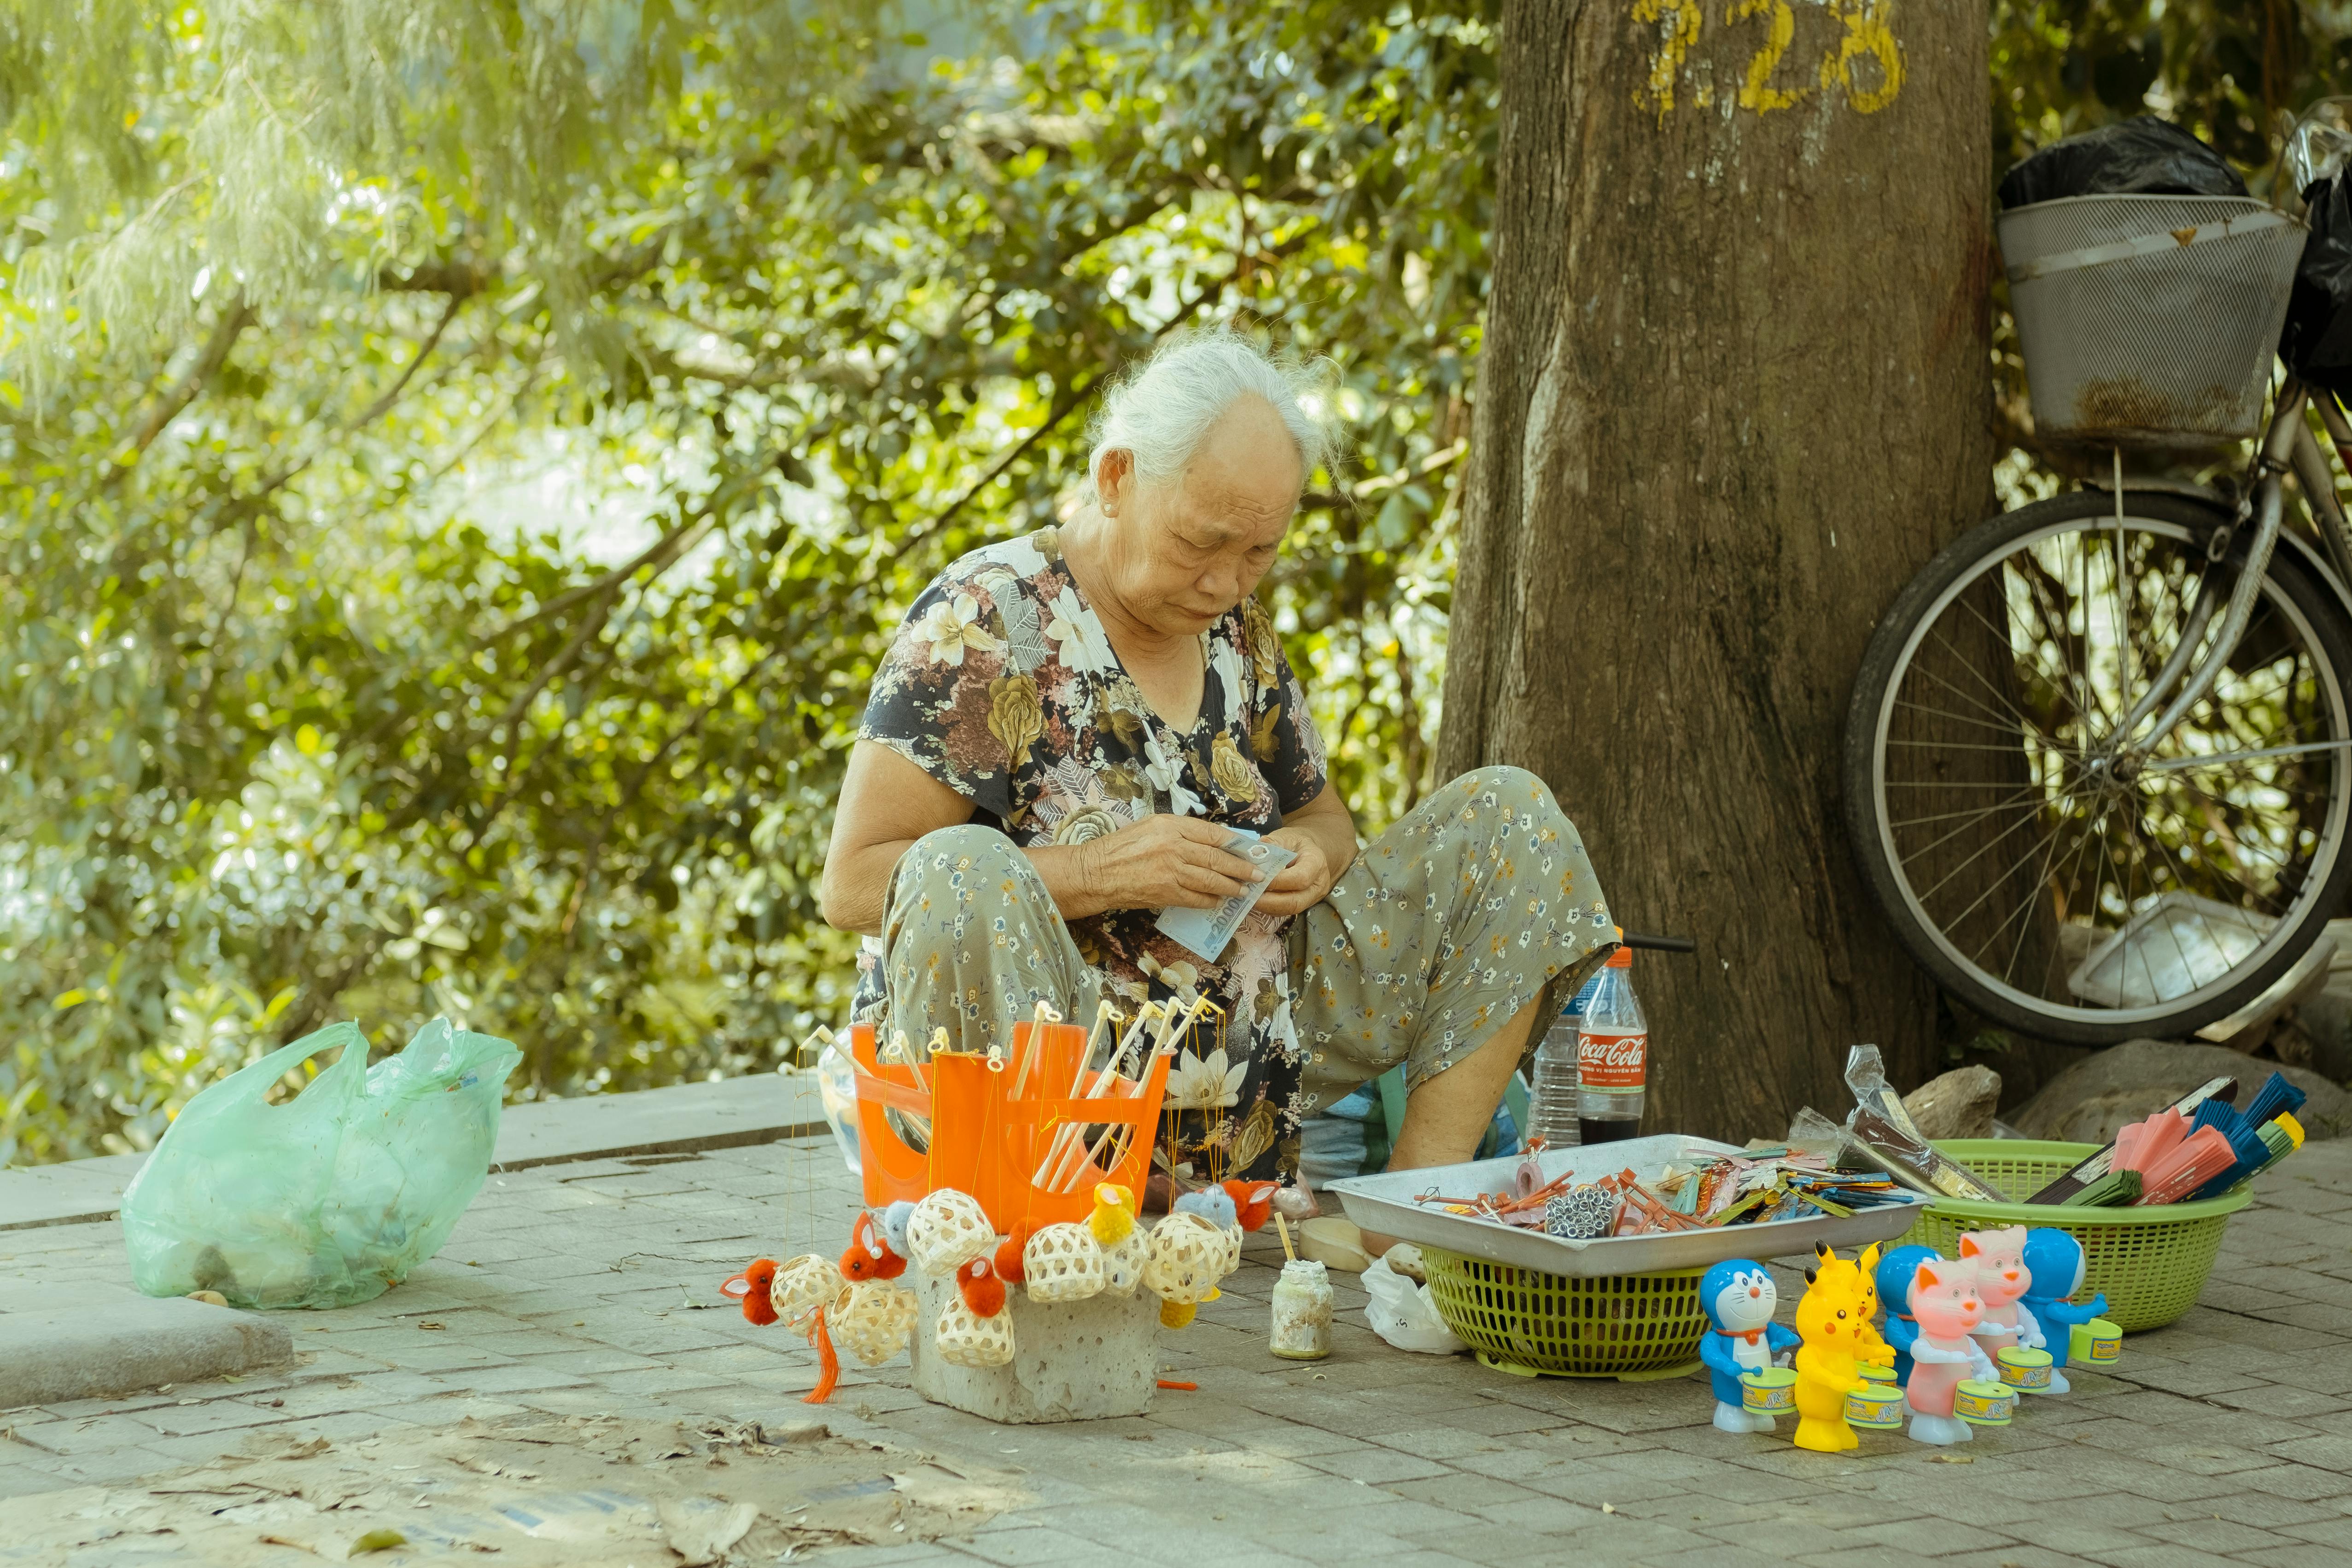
left=821, top=330, right=1615, bottom=1195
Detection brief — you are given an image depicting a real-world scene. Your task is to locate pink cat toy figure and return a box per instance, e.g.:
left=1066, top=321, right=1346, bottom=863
left=1959, top=1226, right=2034, bottom=1358
left=1905, top=1256, right=1997, bottom=1446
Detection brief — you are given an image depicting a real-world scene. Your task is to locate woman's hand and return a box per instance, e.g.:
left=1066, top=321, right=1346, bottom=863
left=1253, top=782, right=1358, bottom=918
left=1067, top=815, right=1263, bottom=915
left=1254, top=828, right=1339, bottom=917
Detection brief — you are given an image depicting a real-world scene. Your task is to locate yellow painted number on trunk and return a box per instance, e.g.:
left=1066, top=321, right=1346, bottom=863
left=1731, top=0, right=1809, bottom=113
left=1820, top=0, right=1904, bottom=113
left=1631, top=0, right=1704, bottom=118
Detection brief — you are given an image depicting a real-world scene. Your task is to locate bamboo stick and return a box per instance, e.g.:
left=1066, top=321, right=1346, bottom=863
left=1030, top=1002, right=1169, bottom=1189
left=1047, top=995, right=1210, bottom=1193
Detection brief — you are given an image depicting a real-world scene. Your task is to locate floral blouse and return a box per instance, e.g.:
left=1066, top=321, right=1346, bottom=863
left=854, top=525, right=1330, bottom=1183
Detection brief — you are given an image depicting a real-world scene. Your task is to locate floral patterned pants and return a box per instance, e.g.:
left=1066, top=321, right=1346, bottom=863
left=871, top=765, right=1614, bottom=1169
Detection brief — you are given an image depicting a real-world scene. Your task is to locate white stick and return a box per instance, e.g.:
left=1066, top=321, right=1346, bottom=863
left=1045, top=998, right=1207, bottom=1193
left=1011, top=999, right=1063, bottom=1097
left=1030, top=1003, right=1165, bottom=1188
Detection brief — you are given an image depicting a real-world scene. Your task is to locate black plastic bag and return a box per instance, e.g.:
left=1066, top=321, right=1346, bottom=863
left=2282, top=175, right=2352, bottom=400
left=1998, top=116, right=2247, bottom=210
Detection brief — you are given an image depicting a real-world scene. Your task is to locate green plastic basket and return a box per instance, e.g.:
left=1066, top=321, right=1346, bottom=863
left=1894, top=1139, right=2253, bottom=1334
left=1420, top=1247, right=1709, bottom=1379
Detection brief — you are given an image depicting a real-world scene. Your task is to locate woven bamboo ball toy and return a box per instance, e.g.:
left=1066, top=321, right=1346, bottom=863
left=1143, top=1212, right=1229, bottom=1304
left=769, top=1252, right=848, bottom=1332
left=905, top=1189, right=993, bottom=1277
left=1021, top=1222, right=1108, bottom=1303
left=1212, top=1223, right=1243, bottom=1277
left=933, top=1294, right=1016, bottom=1367
left=831, top=1281, right=918, bottom=1366
left=1100, top=1226, right=1151, bottom=1298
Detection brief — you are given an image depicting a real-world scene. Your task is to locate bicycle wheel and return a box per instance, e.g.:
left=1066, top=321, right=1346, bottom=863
left=1844, top=490, right=2352, bottom=1044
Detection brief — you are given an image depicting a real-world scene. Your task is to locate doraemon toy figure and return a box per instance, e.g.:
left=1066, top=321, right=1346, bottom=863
left=2019, top=1228, right=2107, bottom=1394
left=1699, top=1259, right=1800, bottom=1433
left=1873, top=1243, right=1938, bottom=1386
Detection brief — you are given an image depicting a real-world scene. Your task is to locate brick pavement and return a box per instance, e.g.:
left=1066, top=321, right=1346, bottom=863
left=4, top=1128, right=2350, bottom=1566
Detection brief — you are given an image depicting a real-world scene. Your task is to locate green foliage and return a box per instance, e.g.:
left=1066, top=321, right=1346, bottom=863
left=0, top=0, right=1496, bottom=1162
left=5, top=0, right=2346, bottom=1165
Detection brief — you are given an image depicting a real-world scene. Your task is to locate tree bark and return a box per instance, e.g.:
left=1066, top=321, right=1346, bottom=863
left=1441, top=0, right=1996, bottom=1138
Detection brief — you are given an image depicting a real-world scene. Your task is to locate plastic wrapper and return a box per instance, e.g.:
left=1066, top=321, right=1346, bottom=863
left=1997, top=116, right=2246, bottom=210
left=2282, top=173, right=2352, bottom=399
left=1784, top=1106, right=1852, bottom=1164
left=1839, top=1045, right=2000, bottom=1202
left=120, top=1018, right=519, bottom=1310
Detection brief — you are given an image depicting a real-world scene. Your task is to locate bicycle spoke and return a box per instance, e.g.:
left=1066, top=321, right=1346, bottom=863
left=1978, top=801, right=2079, bottom=976
left=1909, top=802, right=2058, bottom=914
left=1889, top=784, right=2052, bottom=832
left=1896, top=783, right=2057, bottom=866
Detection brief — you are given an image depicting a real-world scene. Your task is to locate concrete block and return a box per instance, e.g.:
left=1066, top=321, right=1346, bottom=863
left=908, top=1269, right=1160, bottom=1424
left=0, top=1291, right=290, bottom=1408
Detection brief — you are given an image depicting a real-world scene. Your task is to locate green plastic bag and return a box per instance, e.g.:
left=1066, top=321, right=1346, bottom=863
left=121, top=1017, right=521, bottom=1309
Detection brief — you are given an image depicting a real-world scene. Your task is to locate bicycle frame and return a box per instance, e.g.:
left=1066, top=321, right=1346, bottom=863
left=2098, top=380, right=2352, bottom=780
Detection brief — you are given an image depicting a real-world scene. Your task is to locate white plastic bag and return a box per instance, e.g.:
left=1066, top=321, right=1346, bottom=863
left=1360, top=1258, right=1465, bottom=1355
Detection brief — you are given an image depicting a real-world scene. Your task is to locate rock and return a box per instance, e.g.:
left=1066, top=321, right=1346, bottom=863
left=2287, top=975, right=2352, bottom=1084
left=2010, top=1038, right=2351, bottom=1143
left=1900, top=1066, right=2002, bottom=1140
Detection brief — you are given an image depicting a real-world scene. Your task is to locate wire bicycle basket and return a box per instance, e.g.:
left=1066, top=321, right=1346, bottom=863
left=2002, top=194, right=2305, bottom=448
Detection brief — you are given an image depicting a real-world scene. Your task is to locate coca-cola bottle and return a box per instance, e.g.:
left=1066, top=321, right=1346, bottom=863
left=1576, top=946, right=1647, bottom=1145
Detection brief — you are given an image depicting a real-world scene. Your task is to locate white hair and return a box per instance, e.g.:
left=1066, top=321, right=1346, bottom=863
left=1085, top=328, right=1336, bottom=501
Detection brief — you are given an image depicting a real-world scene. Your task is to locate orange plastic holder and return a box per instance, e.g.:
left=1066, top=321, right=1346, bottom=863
left=848, top=1021, right=1170, bottom=1230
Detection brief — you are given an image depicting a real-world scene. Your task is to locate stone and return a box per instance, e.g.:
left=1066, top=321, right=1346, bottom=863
left=2009, top=1038, right=2352, bottom=1143
left=905, top=1267, right=1158, bottom=1423
left=1899, top=1065, right=2001, bottom=1140
left=0, top=1290, right=292, bottom=1407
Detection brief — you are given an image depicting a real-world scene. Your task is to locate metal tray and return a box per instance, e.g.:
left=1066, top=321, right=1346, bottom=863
left=1325, top=1134, right=1928, bottom=1279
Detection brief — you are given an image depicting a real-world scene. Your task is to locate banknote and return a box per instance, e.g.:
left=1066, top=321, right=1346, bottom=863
left=1154, top=826, right=1296, bottom=960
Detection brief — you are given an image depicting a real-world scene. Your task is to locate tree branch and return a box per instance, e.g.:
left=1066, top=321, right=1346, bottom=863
left=113, top=295, right=254, bottom=474
left=485, top=510, right=718, bottom=641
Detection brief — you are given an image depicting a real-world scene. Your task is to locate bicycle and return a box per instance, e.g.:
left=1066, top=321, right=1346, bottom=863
left=1843, top=105, right=2352, bottom=1046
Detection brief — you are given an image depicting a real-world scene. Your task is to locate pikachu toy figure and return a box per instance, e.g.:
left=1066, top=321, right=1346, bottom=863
left=1792, top=1242, right=1896, bottom=1452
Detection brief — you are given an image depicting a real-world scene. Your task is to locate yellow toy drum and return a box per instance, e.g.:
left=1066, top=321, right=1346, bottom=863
left=1954, top=1378, right=2015, bottom=1427
left=2071, top=1317, right=2122, bottom=1366
left=1997, top=1346, right=2054, bottom=1391
left=1857, top=1362, right=1897, bottom=1387
left=1845, top=1384, right=1905, bottom=1429
left=1741, top=1367, right=1798, bottom=1415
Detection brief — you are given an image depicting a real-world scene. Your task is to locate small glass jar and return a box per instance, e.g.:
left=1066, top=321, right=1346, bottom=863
left=1270, top=1259, right=1333, bottom=1360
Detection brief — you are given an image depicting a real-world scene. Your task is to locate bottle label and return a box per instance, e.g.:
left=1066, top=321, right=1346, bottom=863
left=1577, top=1028, right=1647, bottom=1090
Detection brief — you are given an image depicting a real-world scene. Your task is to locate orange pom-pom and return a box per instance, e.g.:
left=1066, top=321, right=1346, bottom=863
left=841, top=1212, right=908, bottom=1282
left=722, top=1258, right=780, bottom=1326
left=957, top=1255, right=1007, bottom=1317
left=993, top=1222, right=1032, bottom=1284
left=1222, top=1180, right=1278, bottom=1233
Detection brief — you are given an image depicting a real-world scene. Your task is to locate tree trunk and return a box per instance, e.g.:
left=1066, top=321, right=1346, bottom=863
left=1441, top=0, right=1996, bottom=1138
